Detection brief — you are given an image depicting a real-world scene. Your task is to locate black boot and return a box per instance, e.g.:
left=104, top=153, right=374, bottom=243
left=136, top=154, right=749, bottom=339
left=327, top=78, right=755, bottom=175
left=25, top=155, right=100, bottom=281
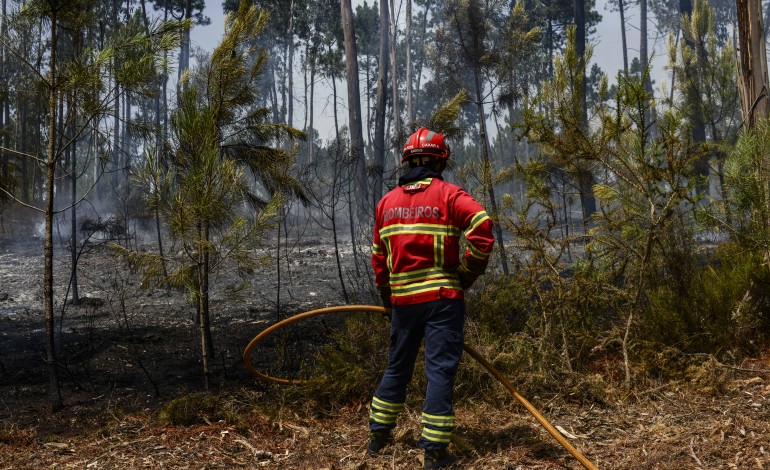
left=423, top=448, right=457, bottom=469
left=367, top=430, right=393, bottom=455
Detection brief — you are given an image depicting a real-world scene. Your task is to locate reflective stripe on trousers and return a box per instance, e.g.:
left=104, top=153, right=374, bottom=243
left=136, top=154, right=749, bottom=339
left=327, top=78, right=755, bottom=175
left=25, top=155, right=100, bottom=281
left=369, top=298, right=465, bottom=450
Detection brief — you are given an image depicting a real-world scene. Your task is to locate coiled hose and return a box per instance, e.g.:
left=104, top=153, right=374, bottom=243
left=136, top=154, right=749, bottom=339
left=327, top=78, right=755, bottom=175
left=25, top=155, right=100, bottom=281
left=243, top=304, right=598, bottom=470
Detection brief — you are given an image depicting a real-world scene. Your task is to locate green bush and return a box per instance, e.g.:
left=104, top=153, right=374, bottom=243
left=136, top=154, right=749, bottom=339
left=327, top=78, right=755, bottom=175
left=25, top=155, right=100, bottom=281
left=159, top=392, right=248, bottom=427
left=643, top=243, right=764, bottom=355
left=296, top=314, right=390, bottom=408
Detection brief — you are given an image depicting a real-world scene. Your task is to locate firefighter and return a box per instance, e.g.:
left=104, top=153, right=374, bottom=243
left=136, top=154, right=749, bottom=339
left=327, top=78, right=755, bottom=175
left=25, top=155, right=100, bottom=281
left=367, top=128, right=495, bottom=469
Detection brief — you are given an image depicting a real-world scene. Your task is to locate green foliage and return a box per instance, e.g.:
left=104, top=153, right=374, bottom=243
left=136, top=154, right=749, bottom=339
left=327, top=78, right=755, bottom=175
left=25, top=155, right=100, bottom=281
left=666, top=0, right=740, bottom=146
left=717, top=117, right=770, bottom=257
left=159, top=392, right=250, bottom=427
left=644, top=243, right=768, bottom=354
left=296, top=315, right=390, bottom=408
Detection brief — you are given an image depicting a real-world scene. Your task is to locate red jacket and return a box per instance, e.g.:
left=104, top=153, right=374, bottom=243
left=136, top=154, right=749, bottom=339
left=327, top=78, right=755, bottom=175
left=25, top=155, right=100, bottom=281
left=372, top=174, right=495, bottom=306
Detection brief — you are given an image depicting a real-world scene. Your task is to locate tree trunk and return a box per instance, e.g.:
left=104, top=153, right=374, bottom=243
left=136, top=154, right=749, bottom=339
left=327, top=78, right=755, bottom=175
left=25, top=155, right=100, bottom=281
left=287, top=0, right=294, bottom=130
left=111, top=0, right=121, bottom=193
left=0, top=0, right=6, bottom=181
left=473, top=69, right=509, bottom=275
left=45, top=7, right=62, bottom=411
left=373, top=0, right=390, bottom=204
left=575, top=0, right=596, bottom=225
left=198, top=222, right=212, bottom=390
left=414, top=1, right=429, bottom=113
left=405, top=0, right=413, bottom=126
left=307, top=56, right=316, bottom=165
left=70, top=93, right=79, bottom=305
left=737, top=0, right=770, bottom=130
left=640, top=0, right=650, bottom=92
left=340, top=0, right=368, bottom=217
left=389, top=0, right=401, bottom=164
left=178, top=0, right=193, bottom=94
left=619, top=0, right=628, bottom=74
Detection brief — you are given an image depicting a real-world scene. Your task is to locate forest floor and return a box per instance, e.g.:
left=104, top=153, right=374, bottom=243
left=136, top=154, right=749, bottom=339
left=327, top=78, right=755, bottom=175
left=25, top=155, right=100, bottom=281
left=1, top=212, right=770, bottom=469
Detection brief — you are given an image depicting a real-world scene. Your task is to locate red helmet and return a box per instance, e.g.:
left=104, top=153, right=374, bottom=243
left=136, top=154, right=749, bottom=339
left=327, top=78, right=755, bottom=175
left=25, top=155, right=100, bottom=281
left=401, top=127, right=450, bottom=163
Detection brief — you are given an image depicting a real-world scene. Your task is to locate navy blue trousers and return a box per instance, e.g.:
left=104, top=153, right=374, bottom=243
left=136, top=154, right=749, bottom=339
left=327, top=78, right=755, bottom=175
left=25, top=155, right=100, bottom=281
left=369, top=298, right=465, bottom=450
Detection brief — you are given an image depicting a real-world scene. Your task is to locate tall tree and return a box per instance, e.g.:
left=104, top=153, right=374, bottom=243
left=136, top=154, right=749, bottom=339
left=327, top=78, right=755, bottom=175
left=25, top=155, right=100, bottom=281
left=373, top=0, right=389, bottom=204
left=405, top=0, right=413, bottom=125
left=444, top=0, right=512, bottom=274
left=340, top=0, right=367, bottom=216
left=573, top=0, right=596, bottom=223
left=736, top=0, right=770, bottom=130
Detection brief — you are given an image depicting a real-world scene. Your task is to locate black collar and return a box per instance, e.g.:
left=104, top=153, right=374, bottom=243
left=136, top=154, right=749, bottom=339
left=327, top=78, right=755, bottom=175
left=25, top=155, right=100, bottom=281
left=398, top=166, right=443, bottom=186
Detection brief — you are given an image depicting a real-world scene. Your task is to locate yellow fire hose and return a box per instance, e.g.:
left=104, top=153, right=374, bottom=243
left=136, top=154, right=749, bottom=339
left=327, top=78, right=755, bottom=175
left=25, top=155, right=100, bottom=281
left=243, top=304, right=598, bottom=470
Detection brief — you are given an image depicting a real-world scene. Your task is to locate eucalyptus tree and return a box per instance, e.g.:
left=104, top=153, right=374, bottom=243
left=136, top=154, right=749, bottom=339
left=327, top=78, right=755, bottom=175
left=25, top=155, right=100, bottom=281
left=341, top=0, right=368, bottom=218
left=736, top=0, right=770, bottom=130
left=373, top=0, right=389, bottom=203
left=0, top=0, right=182, bottom=410
left=354, top=0, right=379, bottom=141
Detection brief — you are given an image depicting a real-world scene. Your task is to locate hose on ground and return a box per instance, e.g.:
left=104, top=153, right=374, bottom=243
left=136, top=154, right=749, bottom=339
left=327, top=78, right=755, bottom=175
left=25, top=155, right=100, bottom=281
left=243, top=304, right=598, bottom=470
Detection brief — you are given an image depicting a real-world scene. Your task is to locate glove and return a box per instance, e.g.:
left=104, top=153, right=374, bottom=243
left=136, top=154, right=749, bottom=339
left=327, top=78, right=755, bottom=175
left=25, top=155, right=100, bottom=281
left=377, top=285, right=393, bottom=319
left=457, top=266, right=479, bottom=290
left=456, top=256, right=487, bottom=290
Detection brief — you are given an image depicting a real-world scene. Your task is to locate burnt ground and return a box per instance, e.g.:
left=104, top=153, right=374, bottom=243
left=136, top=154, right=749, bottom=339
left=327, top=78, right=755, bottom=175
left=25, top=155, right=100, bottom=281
left=1, top=213, right=770, bottom=469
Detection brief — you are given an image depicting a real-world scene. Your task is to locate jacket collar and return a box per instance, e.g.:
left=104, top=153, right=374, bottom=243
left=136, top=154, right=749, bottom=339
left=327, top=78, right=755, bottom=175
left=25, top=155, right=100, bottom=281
left=398, top=166, right=443, bottom=186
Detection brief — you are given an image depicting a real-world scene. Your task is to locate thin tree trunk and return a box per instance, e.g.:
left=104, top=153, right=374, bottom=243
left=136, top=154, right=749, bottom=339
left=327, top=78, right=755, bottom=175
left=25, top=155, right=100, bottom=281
left=45, top=7, right=62, bottom=411
left=70, top=93, right=79, bottom=305
left=389, top=0, right=401, bottom=164
left=341, top=0, right=368, bottom=217
left=178, top=0, right=192, bottom=95
left=737, top=0, right=770, bottom=129
left=373, top=0, right=389, bottom=203
left=473, top=69, right=509, bottom=275
left=287, top=0, right=294, bottom=130
left=308, top=54, right=315, bottom=164
left=619, top=0, right=628, bottom=74
left=405, top=0, right=413, bottom=125
left=0, top=0, right=6, bottom=181
left=198, top=222, right=212, bottom=390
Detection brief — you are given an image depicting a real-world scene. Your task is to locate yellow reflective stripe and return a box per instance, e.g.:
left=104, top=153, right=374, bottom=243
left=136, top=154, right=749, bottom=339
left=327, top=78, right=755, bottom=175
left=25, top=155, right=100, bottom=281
left=372, top=397, right=404, bottom=413
left=390, top=267, right=450, bottom=283
left=370, top=410, right=398, bottom=424
left=467, top=243, right=491, bottom=259
left=465, top=211, right=490, bottom=235
left=421, top=428, right=452, bottom=443
left=434, top=235, right=443, bottom=266
left=391, top=278, right=461, bottom=296
left=372, top=243, right=383, bottom=255
left=421, top=413, right=455, bottom=427
left=385, top=238, right=393, bottom=272
left=407, top=178, right=433, bottom=186
left=380, top=223, right=460, bottom=239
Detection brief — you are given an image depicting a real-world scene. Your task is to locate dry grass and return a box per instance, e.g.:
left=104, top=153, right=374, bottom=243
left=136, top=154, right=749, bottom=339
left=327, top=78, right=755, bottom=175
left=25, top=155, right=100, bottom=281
left=1, top=365, right=769, bottom=470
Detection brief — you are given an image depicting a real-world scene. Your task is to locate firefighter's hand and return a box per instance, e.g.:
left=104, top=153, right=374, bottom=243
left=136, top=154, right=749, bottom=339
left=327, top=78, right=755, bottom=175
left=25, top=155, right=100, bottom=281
left=377, top=285, right=392, bottom=309
left=457, top=265, right=480, bottom=290
left=457, top=257, right=486, bottom=290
